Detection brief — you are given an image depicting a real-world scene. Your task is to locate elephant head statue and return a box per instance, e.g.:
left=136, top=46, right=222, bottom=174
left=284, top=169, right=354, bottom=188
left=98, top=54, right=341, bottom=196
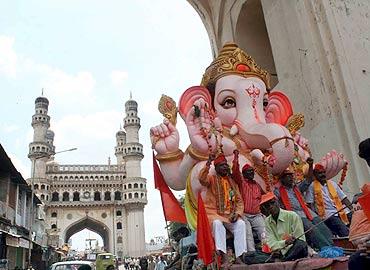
left=151, top=43, right=297, bottom=194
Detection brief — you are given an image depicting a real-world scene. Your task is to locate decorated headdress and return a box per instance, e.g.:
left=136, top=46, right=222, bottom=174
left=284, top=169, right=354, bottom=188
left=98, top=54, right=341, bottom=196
left=201, top=42, right=271, bottom=90
left=242, top=163, right=253, bottom=172
left=313, top=164, right=325, bottom=172
left=214, top=154, right=227, bottom=166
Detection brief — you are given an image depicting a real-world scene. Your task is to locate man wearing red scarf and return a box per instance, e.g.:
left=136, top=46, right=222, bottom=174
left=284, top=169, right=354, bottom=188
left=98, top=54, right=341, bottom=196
left=274, top=163, right=333, bottom=251
left=305, top=164, right=352, bottom=237
left=198, top=153, right=246, bottom=266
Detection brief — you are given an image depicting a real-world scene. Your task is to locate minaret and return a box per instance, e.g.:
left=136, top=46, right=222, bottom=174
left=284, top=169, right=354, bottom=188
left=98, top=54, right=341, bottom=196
left=28, top=96, right=53, bottom=203
left=122, top=97, right=147, bottom=257
left=115, top=125, right=126, bottom=165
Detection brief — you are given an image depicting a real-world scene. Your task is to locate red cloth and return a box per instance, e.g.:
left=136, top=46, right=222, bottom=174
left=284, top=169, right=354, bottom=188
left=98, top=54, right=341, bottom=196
left=242, top=163, right=252, bottom=172
left=153, top=152, right=187, bottom=224
left=197, top=192, right=215, bottom=265
left=314, top=164, right=325, bottom=172
left=279, top=186, right=313, bottom=221
left=214, top=154, right=227, bottom=166
left=358, top=192, right=370, bottom=221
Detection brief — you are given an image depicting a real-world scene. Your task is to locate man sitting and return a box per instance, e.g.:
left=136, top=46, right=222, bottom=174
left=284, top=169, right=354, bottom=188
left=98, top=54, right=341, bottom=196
left=198, top=153, right=246, bottom=266
left=274, top=166, right=333, bottom=250
left=260, top=192, right=308, bottom=261
left=305, top=164, right=353, bottom=237
left=232, top=150, right=265, bottom=253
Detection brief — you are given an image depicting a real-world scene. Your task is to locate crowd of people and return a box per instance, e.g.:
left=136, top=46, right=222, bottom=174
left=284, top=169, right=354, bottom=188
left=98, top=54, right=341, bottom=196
left=122, top=255, right=171, bottom=270
left=192, top=138, right=370, bottom=268
left=125, top=138, right=369, bottom=269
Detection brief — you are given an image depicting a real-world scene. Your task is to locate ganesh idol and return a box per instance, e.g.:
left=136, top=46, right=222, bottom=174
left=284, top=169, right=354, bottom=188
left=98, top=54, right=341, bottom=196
left=150, top=43, right=347, bottom=229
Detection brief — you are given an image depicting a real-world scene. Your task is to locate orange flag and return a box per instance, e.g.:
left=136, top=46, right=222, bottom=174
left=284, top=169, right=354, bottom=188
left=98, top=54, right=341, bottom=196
left=197, top=192, right=215, bottom=265
left=153, top=152, right=187, bottom=224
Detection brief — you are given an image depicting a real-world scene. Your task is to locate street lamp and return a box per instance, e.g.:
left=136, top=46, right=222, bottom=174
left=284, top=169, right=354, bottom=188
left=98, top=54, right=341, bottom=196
left=28, top=147, right=77, bottom=269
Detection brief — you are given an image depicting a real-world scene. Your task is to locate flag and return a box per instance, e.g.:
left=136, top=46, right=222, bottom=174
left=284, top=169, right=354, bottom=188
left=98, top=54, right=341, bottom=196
left=197, top=192, right=215, bottom=265
left=153, top=152, right=187, bottom=224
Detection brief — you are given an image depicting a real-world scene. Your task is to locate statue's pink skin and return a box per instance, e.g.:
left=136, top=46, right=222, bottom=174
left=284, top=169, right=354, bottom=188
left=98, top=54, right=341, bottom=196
left=150, top=75, right=346, bottom=198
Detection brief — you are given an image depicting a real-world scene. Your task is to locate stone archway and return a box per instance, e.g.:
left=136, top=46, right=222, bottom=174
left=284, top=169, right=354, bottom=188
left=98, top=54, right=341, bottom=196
left=64, top=216, right=111, bottom=252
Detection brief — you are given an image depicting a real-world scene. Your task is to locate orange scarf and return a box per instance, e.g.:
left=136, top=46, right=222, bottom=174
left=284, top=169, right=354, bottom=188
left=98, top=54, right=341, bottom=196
left=216, top=176, right=235, bottom=214
left=279, top=186, right=313, bottom=220
left=313, top=180, right=349, bottom=224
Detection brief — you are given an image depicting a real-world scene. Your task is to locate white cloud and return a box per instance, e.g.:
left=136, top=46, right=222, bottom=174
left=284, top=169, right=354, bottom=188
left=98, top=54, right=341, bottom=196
left=110, top=70, right=128, bottom=88
left=22, top=59, right=96, bottom=104
left=0, top=35, right=17, bottom=78
left=0, top=36, right=97, bottom=105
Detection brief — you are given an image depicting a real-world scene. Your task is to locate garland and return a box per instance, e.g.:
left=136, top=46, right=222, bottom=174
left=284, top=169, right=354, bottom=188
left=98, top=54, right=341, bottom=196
left=338, top=162, right=348, bottom=189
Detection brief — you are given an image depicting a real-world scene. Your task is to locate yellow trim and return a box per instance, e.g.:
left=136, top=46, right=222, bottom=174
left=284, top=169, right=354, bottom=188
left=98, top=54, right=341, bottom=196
left=185, top=168, right=198, bottom=231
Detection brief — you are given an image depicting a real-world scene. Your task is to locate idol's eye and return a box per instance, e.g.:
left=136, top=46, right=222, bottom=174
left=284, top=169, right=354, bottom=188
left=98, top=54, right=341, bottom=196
left=220, top=97, right=236, bottom=109
left=263, top=98, right=268, bottom=107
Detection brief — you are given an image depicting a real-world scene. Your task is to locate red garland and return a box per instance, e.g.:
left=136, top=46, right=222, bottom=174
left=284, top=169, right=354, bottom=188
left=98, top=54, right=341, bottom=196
left=338, top=162, right=348, bottom=189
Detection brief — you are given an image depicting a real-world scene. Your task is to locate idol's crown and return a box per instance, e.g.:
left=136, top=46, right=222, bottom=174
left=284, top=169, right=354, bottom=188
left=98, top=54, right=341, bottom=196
left=201, top=42, right=271, bottom=90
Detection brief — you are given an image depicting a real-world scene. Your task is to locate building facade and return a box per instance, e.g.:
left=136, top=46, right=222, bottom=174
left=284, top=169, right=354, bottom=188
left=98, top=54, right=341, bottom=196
left=188, top=0, right=370, bottom=195
left=28, top=96, right=147, bottom=258
left=0, top=144, right=45, bottom=270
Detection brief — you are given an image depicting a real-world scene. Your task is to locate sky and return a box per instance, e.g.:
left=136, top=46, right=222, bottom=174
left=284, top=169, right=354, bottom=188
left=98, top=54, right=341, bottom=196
left=0, top=0, right=212, bottom=250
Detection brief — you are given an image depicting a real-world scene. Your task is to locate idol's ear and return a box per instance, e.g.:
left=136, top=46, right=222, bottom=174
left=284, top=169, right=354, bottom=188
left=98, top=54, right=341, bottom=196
left=265, top=91, right=293, bottom=126
left=178, top=86, right=213, bottom=120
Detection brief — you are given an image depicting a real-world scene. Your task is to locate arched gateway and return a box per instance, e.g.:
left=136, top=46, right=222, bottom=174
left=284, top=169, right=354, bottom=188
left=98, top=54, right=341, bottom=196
left=64, top=216, right=111, bottom=252
left=28, top=96, right=147, bottom=258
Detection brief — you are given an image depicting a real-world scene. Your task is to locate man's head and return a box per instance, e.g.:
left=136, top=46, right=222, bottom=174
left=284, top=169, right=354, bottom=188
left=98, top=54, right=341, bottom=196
left=171, top=226, right=190, bottom=242
left=313, top=164, right=326, bottom=184
left=242, top=163, right=254, bottom=180
left=260, top=192, right=279, bottom=218
left=279, top=169, right=294, bottom=188
left=214, top=154, right=230, bottom=177
left=359, top=138, right=370, bottom=167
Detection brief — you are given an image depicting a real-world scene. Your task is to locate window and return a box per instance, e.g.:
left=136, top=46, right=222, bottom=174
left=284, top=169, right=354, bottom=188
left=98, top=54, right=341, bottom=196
left=114, top=191, right=122, bottom=200
left=62, top=192, right=69, bottom=201
left=73, top=192, right=80, bottom=201
left=116, top=210, right=122, bottom=216
left=134, top=193, right=138, bottom=198
left=128, top=193, right=132, bottom=199
left=94, top=192, right=101, bottom=201
left=41, top=184, right=45, bottom=190
left=117, top=236, right=123, bottom=243
left=51, top=212, right=57, bottom=218
left=41, top=194, right=45, bottom=200
left=104, top=191, right=111, bottom=201
left=140, top=184, right=143, bottom=189
left=51, top=224, right=57, bottom=229
left=117, top=222, right=122, bottom=229
left=128, top=184, right=132, bottom=189
left=34, top=184, right=39, bottom=189
left=134, top=183, right=138, bottom=188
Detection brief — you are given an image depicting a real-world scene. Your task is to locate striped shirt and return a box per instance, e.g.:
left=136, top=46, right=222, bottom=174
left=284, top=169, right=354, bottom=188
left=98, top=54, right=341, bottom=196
left=240, top=180, right=263, bottom=214
left=231, top=161, right=262, bottom=214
